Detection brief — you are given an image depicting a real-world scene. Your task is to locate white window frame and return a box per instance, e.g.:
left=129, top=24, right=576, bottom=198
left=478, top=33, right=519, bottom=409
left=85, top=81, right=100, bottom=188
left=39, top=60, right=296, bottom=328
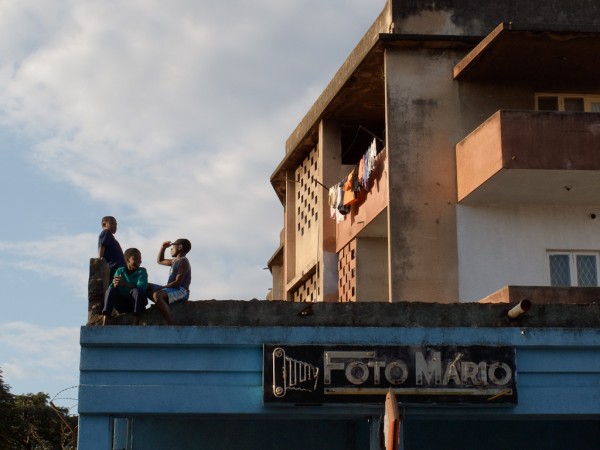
left=535, top=93, right=600, bottom=112
left=547, top=251, right=600, bottom=287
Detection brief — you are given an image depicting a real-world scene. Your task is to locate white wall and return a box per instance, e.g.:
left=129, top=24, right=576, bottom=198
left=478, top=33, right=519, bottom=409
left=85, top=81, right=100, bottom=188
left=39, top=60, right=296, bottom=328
left=457, top=204, right=600, bottom=302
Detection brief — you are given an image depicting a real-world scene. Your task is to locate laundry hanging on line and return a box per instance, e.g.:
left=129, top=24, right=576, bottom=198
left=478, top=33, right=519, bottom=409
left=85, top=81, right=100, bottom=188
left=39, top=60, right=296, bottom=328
left=328, top=139, right=381, bottom=223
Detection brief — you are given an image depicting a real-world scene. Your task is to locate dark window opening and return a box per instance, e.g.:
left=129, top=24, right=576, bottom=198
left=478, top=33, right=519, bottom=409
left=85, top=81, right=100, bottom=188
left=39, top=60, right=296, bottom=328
left=565, top=97, right=584, bottom=111
left=538, top=96, right=558, bottom=111
left=340, top=122, right=385, bottom=165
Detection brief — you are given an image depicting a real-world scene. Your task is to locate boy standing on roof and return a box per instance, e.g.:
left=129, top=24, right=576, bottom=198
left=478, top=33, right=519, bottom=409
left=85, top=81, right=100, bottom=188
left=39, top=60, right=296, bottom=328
left=98, top=216, right=125, bottom=279
left=147, top=239, right=192, bottom=325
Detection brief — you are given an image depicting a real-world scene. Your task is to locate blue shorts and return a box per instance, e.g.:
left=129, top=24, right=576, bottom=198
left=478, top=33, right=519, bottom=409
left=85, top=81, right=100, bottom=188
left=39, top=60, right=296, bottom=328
left=148, top=283, right=189, bottom=304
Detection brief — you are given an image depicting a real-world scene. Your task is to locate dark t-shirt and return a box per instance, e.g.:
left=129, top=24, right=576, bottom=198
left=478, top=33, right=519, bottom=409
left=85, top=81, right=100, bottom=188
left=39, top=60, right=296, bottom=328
left=98, top=229, right=125, bottom=276
left=168, top=257, right=191, bottom=292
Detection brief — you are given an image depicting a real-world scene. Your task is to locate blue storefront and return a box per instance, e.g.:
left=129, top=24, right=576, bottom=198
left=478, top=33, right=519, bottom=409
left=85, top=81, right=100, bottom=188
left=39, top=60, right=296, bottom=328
left=78, top=301, right=600, bottom=449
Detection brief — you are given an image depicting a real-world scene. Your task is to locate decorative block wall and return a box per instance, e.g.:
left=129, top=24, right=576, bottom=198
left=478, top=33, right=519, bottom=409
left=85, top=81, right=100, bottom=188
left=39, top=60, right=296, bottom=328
left=292, top=271, right=318, bottom=303
left=338, top=240, right=357, bottom=302
left=294, top=147, right=319, bottom=239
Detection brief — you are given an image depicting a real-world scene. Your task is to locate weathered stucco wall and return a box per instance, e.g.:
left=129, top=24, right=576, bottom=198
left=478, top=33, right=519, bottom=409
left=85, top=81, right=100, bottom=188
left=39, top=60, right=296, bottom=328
left=90, top=297, right=600, bottom=328
left=385, top=47, right=463, bottom=302
left=391, top=0, right=600, bottom=35
left=356, top=237, right=389, bottom=302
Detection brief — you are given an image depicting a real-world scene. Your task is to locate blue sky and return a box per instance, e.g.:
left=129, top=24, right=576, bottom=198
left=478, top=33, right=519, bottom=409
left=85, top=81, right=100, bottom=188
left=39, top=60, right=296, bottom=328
left=0, top=0, right=383, bottom=411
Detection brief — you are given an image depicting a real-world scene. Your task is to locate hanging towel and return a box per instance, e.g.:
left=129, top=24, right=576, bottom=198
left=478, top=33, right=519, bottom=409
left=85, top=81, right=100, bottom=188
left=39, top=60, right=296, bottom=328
left=343, top=169, right=359, bottom=206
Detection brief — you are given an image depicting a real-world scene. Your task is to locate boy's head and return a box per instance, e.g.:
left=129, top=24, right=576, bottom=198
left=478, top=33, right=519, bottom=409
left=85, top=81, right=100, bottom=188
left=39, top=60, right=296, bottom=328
left=123, top=248, right=142, bottom=270
left=171, top=238, right=191, bottom=256
left=101, top=216, right=117, bottom=234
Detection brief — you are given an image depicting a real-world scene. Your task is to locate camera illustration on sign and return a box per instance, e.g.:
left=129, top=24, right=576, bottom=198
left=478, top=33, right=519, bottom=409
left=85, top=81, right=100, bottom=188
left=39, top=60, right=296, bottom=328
left=271, top=347, right=320, bottom=397
left=263, top=344, right=517, bottom=405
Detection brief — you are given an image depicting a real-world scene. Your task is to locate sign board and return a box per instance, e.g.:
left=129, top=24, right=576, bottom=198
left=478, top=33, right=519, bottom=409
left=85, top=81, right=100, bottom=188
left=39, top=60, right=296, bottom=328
left=263, top=344, right=517, bottom=405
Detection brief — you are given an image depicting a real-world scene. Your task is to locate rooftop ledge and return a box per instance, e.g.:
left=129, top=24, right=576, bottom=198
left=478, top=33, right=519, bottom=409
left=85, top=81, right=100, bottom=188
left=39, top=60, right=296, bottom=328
left=88, top=259, right=600, bottom=328
left=87, top=298, right=600, bottom=329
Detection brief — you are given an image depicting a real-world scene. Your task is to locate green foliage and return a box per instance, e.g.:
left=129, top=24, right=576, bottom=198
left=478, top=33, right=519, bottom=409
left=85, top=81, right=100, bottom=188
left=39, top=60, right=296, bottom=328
left=0, top=367, right=78, bottom=450
left=0, top=368, right=18, bottom=448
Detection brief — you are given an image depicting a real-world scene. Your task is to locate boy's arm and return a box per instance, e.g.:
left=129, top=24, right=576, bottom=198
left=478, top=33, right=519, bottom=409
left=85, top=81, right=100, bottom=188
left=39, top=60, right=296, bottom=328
left=157, top=241, right=174, bottom=266
left=110, top=267, right=123, bottom=287
left=136, top=269, right=149, bottom=292
left=98, top=229, right=108, bottom=258
left=162, top=258, right=191, bottom=289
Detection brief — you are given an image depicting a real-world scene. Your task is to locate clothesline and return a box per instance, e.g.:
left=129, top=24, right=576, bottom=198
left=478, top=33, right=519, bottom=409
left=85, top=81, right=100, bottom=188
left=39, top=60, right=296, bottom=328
left=311, top=177, right=329, bottom=190
left=328, top=138, right=381, bottom=223
left=285, top=138, right=382, bottom=221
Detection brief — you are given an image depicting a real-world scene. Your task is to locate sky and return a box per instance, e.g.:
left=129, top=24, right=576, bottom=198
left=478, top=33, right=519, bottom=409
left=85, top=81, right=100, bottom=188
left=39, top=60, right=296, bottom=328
left=0, top=0, right=385, bottom=412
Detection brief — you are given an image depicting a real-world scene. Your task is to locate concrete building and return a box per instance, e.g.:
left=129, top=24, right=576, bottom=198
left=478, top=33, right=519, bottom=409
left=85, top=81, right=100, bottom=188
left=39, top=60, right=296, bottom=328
left=268, top=0, right=600, bottom=304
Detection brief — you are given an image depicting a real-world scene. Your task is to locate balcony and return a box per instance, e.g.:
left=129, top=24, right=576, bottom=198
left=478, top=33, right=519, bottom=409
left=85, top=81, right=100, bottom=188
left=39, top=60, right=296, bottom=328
left=456, top=110, right=600, bottom=204
left=454, top=23, right=600, bottom=85
left=336, top=148, right=388, bottom=252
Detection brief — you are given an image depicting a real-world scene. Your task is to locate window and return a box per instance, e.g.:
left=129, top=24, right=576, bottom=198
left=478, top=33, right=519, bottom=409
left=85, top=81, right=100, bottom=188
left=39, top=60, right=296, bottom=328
left=536, top=93, right=600, bottom=112
left=548, top=252, right=599, bottom=287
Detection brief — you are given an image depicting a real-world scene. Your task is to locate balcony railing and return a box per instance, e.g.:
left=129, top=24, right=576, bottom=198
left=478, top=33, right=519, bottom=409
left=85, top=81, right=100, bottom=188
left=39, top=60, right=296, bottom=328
left=336, top=148, right=388, bottom=252
left=456, top=110, right=600, bottom=204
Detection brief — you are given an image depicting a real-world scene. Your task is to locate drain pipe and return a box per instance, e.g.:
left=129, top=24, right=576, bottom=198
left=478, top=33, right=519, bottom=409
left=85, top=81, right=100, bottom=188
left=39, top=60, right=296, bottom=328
left=507, top=299, right=531, bottom=319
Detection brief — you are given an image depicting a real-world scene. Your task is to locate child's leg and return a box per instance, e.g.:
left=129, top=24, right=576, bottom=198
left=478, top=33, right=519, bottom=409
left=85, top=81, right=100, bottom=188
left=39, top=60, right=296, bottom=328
left=146, top=283, right=160, bottom=301
left=102, top=287, right=120, bottom=325
left=152, top=290, right=173, bottom=325
left=102, top=286, right=118, bottom=316
left=114, top=294, right=134, bottom=314
left=130, top=288, right=148, bottom=324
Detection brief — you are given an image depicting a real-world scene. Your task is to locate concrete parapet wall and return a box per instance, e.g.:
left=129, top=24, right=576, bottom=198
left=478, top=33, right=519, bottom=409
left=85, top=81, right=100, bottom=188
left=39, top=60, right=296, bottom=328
left=94, top=298, right=600, bottom=328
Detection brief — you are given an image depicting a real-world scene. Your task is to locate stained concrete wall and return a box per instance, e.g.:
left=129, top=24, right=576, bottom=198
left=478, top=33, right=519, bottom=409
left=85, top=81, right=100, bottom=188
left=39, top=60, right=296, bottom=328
left=385, top=47, right=463, bottom=302
left=89, top=298, right=600, bottom=328
left=356, top=237, right=389, bottom=302
left=383, top=29, right=600, bottom=303
left=391, top=0, right=600, bottom=35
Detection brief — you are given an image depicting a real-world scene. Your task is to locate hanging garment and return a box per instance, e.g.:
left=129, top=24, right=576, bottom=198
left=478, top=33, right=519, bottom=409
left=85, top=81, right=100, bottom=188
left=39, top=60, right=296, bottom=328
left=361, top=150, right=370, bottom=188
left=328, top=185, right=338, bottom=219
left=337, top=180, right=350, bottom=218
left=369, top=139, right=378, bottom=171
left=357, top=156, right=366, bottom=190
left=351, top=162, right=361, bottom=193
left=343, top=169, right=359, bottom=207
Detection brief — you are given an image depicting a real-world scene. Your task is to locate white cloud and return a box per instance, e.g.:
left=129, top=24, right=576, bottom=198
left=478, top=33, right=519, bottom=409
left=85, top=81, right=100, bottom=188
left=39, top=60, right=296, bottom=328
left=0, top=233, right=95, bottom=298
left=0, top=322, right=80, bottom=404
left=0, top=0, right=383, bottom=300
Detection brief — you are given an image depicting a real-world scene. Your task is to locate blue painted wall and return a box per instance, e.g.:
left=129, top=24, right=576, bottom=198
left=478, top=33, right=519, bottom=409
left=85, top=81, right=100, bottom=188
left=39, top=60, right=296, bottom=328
left=78, top=326, right=600, bottom=449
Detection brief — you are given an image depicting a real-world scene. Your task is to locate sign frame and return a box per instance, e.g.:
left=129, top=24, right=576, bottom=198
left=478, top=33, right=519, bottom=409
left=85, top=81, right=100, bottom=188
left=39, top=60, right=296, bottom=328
left=263, top=344, right=517, bottom=405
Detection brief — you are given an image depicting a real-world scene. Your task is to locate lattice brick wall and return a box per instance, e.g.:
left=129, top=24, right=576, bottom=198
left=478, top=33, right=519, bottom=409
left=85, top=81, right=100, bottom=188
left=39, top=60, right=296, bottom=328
left=294, top=147, right=318, bottom=239
left=338, top=240, right=357, bottom=303
left=292, top=271, right=318, bottom=303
